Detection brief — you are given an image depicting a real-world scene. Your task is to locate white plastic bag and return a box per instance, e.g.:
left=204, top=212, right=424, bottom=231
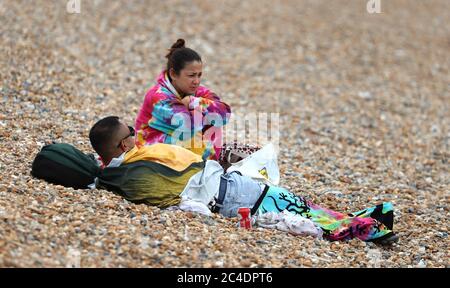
left=226, top=143, right=280, bottom=185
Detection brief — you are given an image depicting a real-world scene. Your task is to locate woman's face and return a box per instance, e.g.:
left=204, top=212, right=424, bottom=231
left=170, top=61, right=203, bottom=96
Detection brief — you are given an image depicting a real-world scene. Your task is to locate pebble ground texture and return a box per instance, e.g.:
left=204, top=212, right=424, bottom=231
left=0, top=0, right=449, bottom=268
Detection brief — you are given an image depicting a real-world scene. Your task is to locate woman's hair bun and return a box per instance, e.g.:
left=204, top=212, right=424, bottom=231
left=164, top=39, right=201, bottom=74
left=171, top=39, right=185, bottom=49
left=166, top=39, right=186, bottom=58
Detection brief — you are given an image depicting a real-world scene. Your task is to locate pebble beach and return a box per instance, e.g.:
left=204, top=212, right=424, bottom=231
left=0, top=0, right=449, bottom=267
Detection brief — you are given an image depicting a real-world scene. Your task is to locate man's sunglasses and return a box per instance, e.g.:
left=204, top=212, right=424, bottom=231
left=117, top=126, right=135, bottom=148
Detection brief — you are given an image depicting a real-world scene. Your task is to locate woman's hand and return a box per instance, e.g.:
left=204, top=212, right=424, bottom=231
left=181, top=96, right=191, bottom=108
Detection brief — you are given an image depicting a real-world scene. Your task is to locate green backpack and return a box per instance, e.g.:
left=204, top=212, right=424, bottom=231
left=31, top=143, right=100, bottom=189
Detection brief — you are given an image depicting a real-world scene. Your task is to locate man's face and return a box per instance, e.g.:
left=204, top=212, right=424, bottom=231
left=116, top=121, right=135, bottom=152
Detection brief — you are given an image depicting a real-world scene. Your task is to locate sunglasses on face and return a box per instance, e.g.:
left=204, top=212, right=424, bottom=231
left=117, top=126, right=135, bottom=148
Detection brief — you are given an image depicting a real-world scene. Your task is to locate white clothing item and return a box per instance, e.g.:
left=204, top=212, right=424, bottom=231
left=163, top=73, right=182, bottom=98
left=88, top=152, right=126, bottom=189
left=106, top=152, right=126, bottom=168
left=178, top=199, right=212, bottom=216
left=255, top=210, right=323, bottom=238
left=93, top=152, right=103, bottom=167
left=188, top=97, right=201, bottom=110
left=88, top=181, right=97, bottom=189
left=179, top=160, right=224, bottom=205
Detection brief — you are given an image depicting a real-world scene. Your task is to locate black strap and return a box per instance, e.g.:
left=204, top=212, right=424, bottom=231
left=211, top=170, right=243, bottom=213
left=230, top=170, right=242, bottom=176
left=251, top=185, right=270, bottom=215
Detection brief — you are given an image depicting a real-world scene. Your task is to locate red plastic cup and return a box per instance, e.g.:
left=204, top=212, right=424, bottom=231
left=238, top=207, right=252, bottom=229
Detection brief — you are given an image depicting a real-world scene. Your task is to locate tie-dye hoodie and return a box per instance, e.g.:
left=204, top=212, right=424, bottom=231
left=135, top=71, right=231, bottom=160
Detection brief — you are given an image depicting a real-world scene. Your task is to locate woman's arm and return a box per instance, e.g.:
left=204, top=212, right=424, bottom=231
left=149, top=96, right=203, bottom=137
left=146, top=87, right=231, bottom=143
left=189, top=86, right=231, bottom=126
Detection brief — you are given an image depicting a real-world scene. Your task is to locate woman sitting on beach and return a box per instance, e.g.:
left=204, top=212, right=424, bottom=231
left=135, top=39, right=232, bottom=161
left=135, top=39, right=260, bottom=167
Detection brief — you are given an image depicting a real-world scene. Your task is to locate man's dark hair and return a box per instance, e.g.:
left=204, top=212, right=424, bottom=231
left=89, top=116, right=122, bottom=158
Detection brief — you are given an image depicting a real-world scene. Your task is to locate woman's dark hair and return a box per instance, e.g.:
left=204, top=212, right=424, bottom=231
left=166, top=39, right=202, bottom=75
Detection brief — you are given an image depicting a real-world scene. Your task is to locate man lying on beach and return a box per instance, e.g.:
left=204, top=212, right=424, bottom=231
left=88, top=116, right=399, bottom=245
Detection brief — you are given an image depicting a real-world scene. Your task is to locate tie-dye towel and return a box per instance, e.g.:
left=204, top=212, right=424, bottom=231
left=135, top=71, right=231, bottom=160
left=255, top=186, right=394, bottom=241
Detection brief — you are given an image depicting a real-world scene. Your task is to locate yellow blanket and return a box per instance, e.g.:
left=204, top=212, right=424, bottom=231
left=123, top=143, right=203, bottom=171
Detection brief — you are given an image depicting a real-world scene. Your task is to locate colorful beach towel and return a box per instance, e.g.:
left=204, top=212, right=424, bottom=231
left=255, top=186, right=394, bottom=241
